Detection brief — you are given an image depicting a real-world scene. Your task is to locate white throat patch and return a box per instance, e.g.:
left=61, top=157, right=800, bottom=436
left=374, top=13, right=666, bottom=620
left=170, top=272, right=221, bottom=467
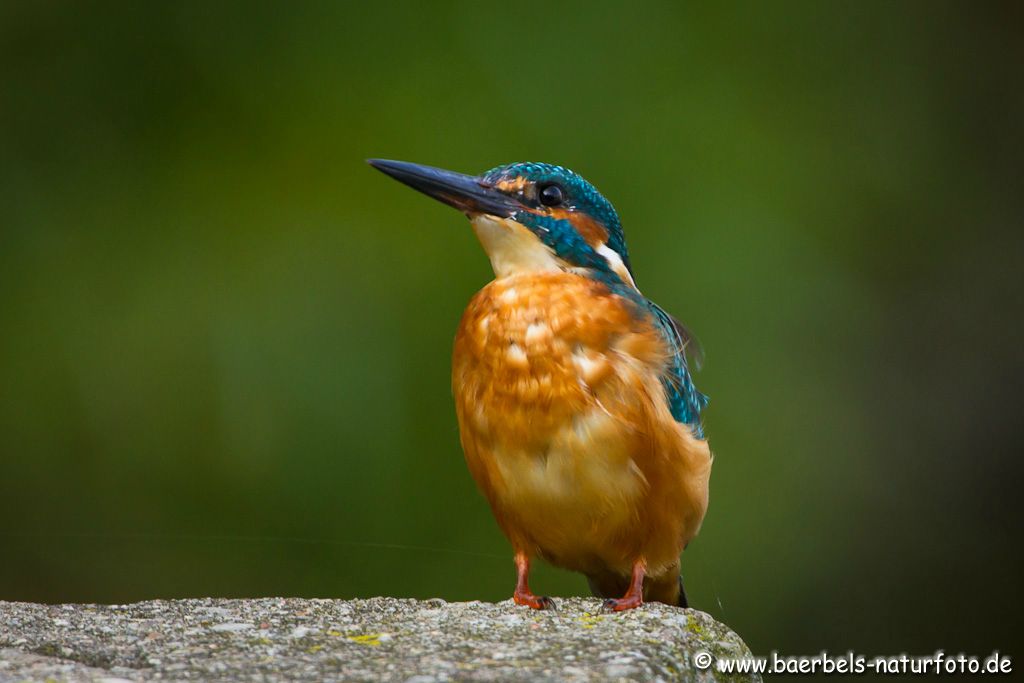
left=471, top=214, right=561, bottom=278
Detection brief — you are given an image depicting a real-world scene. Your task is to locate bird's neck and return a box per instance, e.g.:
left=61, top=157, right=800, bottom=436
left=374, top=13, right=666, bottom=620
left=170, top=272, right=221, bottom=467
left=470, top=214, right=641, bottom=298
left=470, top=215, right=562, bottom=279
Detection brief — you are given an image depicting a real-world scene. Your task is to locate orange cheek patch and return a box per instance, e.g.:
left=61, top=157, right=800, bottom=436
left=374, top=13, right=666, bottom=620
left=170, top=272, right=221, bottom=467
left=495, top=177, right=529, bottom=194
left=550, top=208, right=609, bottom=248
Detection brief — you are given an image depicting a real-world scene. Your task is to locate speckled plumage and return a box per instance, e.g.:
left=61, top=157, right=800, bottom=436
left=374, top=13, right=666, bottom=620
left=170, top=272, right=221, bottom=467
left=453, top=272, right=711, bottom=593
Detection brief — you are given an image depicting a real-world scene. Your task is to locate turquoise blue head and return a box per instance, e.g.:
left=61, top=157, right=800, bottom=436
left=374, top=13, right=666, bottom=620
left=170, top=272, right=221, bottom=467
left=480, top=162, right=632, bottom=276
left=367, top=159, right=635, bottom=286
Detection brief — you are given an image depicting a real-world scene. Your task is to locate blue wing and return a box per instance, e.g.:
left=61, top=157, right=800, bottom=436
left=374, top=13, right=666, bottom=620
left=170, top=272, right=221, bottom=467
left=648, top=301, right=709, bottom=438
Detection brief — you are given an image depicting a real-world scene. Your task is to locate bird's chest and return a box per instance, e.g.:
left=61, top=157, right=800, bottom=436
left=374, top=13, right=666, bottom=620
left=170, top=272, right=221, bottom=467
left=453, top=274, right=632, bottom=446
left=452, top=274, right=665, bottom=536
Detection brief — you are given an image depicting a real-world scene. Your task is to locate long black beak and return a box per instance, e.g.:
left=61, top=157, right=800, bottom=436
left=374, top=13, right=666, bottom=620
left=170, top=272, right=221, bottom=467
left=367, top=159, right=519, bottom=218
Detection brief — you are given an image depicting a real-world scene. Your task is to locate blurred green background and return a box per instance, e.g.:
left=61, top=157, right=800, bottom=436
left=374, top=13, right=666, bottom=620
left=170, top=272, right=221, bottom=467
left=2, top=0, right=1021, bottom=659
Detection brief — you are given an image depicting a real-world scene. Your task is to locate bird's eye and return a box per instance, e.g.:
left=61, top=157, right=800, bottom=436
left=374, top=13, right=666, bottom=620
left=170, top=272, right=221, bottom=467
left=538, top=183, right=565, bottom=207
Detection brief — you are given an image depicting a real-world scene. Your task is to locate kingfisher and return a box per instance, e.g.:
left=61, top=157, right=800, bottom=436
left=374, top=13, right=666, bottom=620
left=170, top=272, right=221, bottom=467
left=369, top=159, right=711, bottom=611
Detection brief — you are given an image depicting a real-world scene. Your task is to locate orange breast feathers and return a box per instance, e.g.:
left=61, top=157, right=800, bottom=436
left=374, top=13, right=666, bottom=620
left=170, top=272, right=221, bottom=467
left=451, top=271, right=711, bottom=578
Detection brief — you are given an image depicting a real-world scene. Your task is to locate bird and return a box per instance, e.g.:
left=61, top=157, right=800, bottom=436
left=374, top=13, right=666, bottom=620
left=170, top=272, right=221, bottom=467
left=368, top=159, right=711, bottom=611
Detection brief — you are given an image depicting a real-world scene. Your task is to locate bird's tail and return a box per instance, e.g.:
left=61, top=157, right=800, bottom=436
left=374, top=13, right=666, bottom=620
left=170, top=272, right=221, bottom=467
left=587, top=566, right=689, bottom=608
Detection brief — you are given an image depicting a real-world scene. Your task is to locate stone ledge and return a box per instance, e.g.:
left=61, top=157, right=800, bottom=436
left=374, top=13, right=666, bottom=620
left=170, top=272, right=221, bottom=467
left=0, top=597, right=759, bottom=682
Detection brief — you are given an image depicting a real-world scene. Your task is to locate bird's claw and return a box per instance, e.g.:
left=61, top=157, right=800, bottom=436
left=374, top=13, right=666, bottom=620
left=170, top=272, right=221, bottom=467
left=603, top=596, right=643, bottom=612
left=536, top=595, right=556, bottom=610
left=514, top=592, right=556, bottom=610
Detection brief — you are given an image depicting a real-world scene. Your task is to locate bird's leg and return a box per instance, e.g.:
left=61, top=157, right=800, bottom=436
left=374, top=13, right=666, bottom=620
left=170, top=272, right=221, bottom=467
left=512, top=551, right=555, bottom=610
left=603, top=558, right=646, bottom=611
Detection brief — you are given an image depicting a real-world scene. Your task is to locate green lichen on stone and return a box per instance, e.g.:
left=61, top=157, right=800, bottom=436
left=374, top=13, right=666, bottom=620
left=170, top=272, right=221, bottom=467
left=346, top=633, right=382, bottom=646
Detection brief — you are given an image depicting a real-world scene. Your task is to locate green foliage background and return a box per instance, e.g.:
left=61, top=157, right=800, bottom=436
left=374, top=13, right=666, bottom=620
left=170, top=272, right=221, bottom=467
left=2, top=1, right=1020, bottom=657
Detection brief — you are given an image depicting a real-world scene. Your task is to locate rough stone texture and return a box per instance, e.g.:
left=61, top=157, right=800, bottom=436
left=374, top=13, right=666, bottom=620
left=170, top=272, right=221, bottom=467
left=0, top=597, right=758, bottom=682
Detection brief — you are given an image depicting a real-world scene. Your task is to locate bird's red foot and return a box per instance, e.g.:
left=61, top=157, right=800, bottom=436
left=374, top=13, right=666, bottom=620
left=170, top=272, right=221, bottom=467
left=603, top=595, right=643, bottom=611
left=603, top=558, right=647, bottom=612
left=512, top=552, right=555, bottom=609
left=514, top=589, right=556, bottom=610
